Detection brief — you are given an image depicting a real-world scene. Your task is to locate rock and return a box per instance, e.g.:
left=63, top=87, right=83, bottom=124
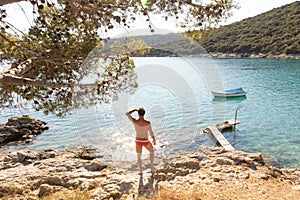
left=0, top=184, right=23, bottom=198
left=119, top=180, right=134, bottom=194
left=92, top=188, right=109, bottom=200
left=1, top=146, right=300, bottom=200
left=38, top=184, right=53, bottom=197
left=292, top=185, right=300, bottom=191
left=230, top=155, right=257, bottom=170
left=3, top=150, right=40, bottom=168
left=16, top=152, right=26, bottom=162
left=259, top=189, right=266, bottom=194
left=38, top=184, right=62, bottom=197
left=249, top=153, right=265, bottom=165
left=174, top=158, right=200, bottom=170
left=74, top=147, right=96, bottom=160
left=24, top=139, right=33, bottom=143
left=207, top=53, right=300, bottom=59
left=215, top=158, right=233, bottom=165
left=239, top=172, right=250, bottom=179
left=266, top=166, right=283, bottom=178
left=46, top=176, right=64, bottom=187
left=156, top=172, right=167, bottom=181
left=0, top=115, right=49, bottom=146
left=166, top=172, right=175, bottom=181
left=103, top=183, right=122, bottom=199
left=85, top=160, right=107, bottom=171
left=19, top=128, right=32, bottom=135
left=175, top=168, right=189, bottom=176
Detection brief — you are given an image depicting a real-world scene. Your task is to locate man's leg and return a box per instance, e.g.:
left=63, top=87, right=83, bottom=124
left=145, top=143, right=155, bottom=171
left=136, top=145, right=143, bottom=174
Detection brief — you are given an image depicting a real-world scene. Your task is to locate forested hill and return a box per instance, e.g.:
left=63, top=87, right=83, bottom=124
left=199, top=1, right=300, bottom=55
left=113, top=1, right=300, bottom=56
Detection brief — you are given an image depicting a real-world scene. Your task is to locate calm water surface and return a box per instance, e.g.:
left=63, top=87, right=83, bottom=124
left=1, top=57, right=299, bottom=168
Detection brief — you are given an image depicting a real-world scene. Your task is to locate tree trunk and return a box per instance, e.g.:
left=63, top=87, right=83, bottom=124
left=0, top=74, right=74, bottom=88
left=5, top=58, right=34, bottom=77
left=0, top=58, right=78, bottom=88
left=0, top=0, right=25, bottom=6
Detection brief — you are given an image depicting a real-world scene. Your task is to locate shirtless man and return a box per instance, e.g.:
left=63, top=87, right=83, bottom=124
left=126, top=108, right=156, bottom=175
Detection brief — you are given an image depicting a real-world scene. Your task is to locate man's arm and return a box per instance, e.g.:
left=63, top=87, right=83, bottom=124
left=126, top=109, right=138, bottom=122
left=149, top=123, right=156, bottom=145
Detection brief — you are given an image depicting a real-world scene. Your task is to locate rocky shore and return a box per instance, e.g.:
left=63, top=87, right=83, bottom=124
left=0, top=146, right=299, bottom=200
left=0, top=115, right=49, bottom=145
left=200, top=53, right=300, bottom=59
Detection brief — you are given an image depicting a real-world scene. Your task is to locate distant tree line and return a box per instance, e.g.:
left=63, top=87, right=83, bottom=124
left=130, top=1, right=300, bottom=56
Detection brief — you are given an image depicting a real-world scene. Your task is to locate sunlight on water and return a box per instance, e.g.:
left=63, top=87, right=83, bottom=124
left=1, top=58, right=299, bottom=167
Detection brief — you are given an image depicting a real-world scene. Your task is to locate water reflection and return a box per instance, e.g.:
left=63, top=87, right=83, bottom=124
left=212, top=96, right=247, bottom=102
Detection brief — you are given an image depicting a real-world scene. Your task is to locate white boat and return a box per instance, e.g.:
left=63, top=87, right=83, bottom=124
left=212, top=87, right=247, bottom=97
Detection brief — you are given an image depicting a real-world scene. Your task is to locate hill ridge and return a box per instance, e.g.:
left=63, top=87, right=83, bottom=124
left=109, top=1, right=299, bottom=57
left=199, top=1, right=300, bottom=55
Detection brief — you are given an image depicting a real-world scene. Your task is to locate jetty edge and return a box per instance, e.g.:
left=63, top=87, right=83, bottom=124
left=200, top=119, right=239, bottom=150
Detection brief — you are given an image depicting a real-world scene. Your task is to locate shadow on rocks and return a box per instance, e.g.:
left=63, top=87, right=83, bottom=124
left=137, top=172, right=158, bottom=199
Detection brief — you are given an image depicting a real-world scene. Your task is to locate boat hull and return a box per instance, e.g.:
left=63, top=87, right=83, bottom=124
left=212, top=88, right=247, bottom=97
left=212, top=91, right=247, bottom=97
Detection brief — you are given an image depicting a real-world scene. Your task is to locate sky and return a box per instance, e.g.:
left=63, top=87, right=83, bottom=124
left=144, top=0, right=298, bottom=33
left=115, top=0, right=299, bottom=36
left=226, top=0, right=298, bottom=24
left=3, top=0, right=299, bottom=36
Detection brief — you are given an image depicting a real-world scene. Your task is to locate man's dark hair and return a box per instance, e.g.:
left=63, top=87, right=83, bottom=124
left=138, top=108, right=145, bottom=116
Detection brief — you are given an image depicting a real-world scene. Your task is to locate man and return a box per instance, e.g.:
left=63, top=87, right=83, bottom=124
left=126, top=108, right=156, bottom=175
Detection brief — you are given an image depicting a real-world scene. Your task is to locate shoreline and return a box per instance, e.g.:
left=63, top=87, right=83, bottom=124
left=198, top=53, right=300, bottom=59
left=0, top=115, right=300, bottom=198
left=1, top=115, right=299, bottom=169
left=134, top=52, right=300, bottom=59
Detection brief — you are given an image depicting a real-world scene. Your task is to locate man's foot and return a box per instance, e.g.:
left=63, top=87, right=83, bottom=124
left=151, top=170, right=155, bottom=177
left=148, top=168, right=155, bottom=176
left=138, top=172, right=143, bottom=176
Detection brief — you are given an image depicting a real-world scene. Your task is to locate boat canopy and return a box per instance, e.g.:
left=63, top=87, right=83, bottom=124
left=224, top=87, right=245, bottom=94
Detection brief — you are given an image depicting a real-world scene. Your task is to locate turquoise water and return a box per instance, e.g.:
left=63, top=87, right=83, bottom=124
left=214, top=58, right=300, bottom=167
left=1, top=57, right=299, bottom=168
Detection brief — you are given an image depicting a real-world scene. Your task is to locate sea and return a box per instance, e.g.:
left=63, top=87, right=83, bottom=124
left=1, top=57, right=299, bottom=168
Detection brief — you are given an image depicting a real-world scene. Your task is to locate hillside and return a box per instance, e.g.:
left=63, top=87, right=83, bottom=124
left=199, top=1, right=300, bottom=55
left=106, top=1, right=300, bottom=57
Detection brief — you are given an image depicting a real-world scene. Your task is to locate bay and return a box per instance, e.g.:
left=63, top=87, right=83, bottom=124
left=1, top=57, right=299, bottom=168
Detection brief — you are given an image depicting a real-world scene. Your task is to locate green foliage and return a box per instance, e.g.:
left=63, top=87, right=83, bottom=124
left=198, top=1, right=300, bottom=54
left=110, top=37, right=150, bottom=56
left=127, top=1, right=300, bottom=56
left=0, top=0, right=234, bottom=116
left=0, top=31, right=22, bottom=60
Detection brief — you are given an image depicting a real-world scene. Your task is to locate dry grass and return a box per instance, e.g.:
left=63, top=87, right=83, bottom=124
left=0, top=185, right=23, bottom=200
left=147, top=187, right=205, bottom=200
left=41, top=189, right=91, bottom=200
left=211, top=178, right=300, bottom=200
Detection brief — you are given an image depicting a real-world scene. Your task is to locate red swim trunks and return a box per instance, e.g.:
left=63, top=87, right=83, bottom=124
left=135, top=140, right=149, bottom=147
